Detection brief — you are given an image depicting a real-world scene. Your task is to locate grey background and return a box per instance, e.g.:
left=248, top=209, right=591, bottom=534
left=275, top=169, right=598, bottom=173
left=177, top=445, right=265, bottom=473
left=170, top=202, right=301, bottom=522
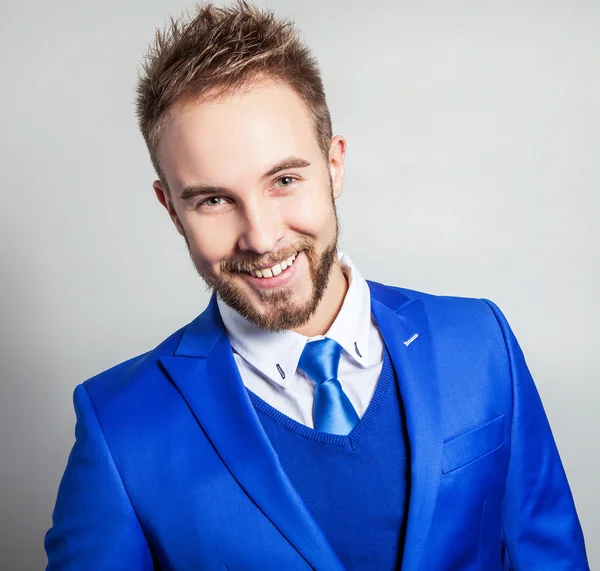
left=1, top=0, right=598, bottom=568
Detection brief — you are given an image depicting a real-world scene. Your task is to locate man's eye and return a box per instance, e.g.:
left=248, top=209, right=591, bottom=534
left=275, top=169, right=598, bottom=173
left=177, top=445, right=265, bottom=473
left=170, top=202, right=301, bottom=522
left=200, top=196, right=227, bottom=207
left=273, top=176, right=297, bottom=188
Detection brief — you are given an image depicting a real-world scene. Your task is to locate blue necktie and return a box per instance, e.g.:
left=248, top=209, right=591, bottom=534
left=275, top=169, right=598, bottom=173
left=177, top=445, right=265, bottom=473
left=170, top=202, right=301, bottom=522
left=298, top=338, right=359, bottom=435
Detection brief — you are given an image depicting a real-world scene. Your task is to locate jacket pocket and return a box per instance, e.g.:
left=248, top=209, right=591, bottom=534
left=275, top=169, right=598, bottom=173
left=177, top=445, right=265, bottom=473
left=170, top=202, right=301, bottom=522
left=442, top=414, right=505, bottom=474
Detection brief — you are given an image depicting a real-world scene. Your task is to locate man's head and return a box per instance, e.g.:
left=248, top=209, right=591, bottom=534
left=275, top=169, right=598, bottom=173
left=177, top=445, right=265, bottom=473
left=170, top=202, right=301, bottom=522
left=136, top=1, right=347, bottom=332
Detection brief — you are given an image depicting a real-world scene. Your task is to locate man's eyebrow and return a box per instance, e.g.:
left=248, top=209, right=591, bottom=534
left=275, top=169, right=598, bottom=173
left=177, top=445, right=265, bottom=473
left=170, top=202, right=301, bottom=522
left=180, top=185, right=228, bottom=201
left=179, top=157, right=311, bottom=201
left=263, top=157, right=311, bottom=178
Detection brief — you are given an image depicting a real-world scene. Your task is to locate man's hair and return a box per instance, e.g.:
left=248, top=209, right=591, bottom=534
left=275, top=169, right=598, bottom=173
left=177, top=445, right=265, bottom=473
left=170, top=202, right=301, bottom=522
left=135, top=0, right=332, bottom=191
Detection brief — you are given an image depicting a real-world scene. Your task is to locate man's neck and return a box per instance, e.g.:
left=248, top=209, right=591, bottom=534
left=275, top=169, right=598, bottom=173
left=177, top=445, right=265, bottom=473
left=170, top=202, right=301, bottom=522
left=292, top=261, right=349, bottom=337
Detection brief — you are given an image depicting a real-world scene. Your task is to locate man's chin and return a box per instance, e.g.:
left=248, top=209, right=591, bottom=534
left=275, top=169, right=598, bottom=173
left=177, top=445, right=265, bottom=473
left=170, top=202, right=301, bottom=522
left=260, top=303, right=315, bottom=332
left=224, top=288, right=316, bottom=332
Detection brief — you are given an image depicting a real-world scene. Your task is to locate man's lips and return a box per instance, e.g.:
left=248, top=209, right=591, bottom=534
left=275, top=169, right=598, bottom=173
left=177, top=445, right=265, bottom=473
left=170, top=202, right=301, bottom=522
left=237, top=250, right=304, bottom=290
left=245, top=251, right=298, bottom=278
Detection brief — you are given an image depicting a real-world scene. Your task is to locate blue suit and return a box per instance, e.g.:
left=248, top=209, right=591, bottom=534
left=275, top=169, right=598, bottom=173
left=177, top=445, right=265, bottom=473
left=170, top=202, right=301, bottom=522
left=45, top=282, right=588, bottom=570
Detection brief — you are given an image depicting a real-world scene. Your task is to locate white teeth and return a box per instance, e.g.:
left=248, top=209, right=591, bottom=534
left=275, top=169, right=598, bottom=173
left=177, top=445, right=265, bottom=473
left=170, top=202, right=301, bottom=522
left=249, top=251, right=299, bottom=278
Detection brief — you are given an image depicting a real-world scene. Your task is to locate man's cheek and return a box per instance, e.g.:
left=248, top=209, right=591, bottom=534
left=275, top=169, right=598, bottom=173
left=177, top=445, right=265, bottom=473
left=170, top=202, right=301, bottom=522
left=190, top=234, right=233, bottom=266
left=287, top=206, right=327, bottom=234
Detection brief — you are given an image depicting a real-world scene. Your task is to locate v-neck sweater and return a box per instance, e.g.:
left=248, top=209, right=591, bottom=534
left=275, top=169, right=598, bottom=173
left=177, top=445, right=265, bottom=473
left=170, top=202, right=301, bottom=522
left=249, top=346, right=410, bottom=571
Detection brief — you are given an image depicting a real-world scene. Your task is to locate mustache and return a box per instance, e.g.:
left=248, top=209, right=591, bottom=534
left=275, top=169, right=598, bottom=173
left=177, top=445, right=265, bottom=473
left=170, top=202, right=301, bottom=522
left=221, top=238, right=312, bottom=273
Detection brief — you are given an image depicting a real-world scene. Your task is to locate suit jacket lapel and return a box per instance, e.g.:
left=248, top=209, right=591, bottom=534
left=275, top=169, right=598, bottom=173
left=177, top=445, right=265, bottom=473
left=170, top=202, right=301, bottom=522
left=160, top=296, right=344, bottom=571
left=368, top=282, right=443, bottom=571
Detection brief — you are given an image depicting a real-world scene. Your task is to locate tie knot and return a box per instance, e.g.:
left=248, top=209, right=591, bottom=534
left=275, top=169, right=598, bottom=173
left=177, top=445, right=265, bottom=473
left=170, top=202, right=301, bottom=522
left=298, top=338, right=343, bottom=385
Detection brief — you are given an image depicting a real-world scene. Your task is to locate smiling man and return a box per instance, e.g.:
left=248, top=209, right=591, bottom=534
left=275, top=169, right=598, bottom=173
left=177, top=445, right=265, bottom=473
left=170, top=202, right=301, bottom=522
left=45, top=2, right=588, bottom=570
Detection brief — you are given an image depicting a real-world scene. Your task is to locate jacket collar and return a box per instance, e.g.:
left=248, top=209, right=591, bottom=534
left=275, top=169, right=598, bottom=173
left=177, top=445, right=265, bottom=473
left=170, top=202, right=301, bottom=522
left=172, top=294, right=223, bottom=358
left=161, top=283, right=442, bottom=571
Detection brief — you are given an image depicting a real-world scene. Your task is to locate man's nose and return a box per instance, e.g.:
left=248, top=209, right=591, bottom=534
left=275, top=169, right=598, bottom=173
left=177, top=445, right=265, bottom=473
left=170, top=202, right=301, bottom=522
left=236, top=199, right=285, bottom=255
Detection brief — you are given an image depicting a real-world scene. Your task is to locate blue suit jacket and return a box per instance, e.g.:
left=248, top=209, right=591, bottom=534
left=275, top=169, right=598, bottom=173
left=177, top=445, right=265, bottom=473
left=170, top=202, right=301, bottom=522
left=45, top=282, right=589, bottom=570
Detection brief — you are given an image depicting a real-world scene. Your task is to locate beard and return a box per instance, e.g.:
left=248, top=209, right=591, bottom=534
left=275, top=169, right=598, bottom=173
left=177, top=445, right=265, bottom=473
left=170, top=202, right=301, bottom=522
left=183, top=215, right=340, bottom=332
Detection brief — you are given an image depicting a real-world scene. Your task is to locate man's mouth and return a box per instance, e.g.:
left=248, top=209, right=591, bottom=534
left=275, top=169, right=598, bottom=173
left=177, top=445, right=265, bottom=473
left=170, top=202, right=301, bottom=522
left=246, top=251, right=298, bottom=279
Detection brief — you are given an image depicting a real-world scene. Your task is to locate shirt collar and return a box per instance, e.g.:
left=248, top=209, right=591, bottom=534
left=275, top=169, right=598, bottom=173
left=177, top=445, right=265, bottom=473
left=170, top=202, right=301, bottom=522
left=216, top=251, right=372, bottom=389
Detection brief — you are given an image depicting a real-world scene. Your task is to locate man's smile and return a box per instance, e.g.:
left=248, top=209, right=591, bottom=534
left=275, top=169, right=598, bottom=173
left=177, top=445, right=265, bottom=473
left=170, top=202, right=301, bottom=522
left=247, top=251, right=298, bottom=278
left=238, top=250, right=305, bottom=290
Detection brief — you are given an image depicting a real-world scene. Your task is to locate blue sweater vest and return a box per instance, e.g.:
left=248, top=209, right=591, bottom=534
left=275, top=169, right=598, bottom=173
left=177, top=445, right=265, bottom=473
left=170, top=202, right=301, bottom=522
left=249, top=346, right=409, bottom=570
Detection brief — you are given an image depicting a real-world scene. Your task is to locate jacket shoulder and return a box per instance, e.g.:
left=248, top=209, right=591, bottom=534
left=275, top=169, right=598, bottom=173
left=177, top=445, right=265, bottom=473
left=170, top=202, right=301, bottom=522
left=369, top=280, right=501, bottom=319
left=81, top=324, right=187, bottom=409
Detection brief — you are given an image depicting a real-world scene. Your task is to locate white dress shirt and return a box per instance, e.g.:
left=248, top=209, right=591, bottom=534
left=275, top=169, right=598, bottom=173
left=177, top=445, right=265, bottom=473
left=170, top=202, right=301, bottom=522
left=217, top=252, right=385, bottom=428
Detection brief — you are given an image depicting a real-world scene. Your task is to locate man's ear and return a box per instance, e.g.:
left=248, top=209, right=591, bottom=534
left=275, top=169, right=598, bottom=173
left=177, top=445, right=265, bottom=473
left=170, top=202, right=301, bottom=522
left=329, top=135, right=346, bottom=199
left=153, top=180, right=184, bottom=236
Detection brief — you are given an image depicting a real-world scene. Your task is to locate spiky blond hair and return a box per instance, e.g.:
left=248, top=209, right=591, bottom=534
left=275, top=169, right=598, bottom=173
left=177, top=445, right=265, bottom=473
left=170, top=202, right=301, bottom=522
left=135, top=1, right=332, bottom=189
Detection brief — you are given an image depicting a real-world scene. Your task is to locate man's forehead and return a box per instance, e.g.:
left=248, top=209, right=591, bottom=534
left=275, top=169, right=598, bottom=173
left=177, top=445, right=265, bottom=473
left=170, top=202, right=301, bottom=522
left=158, top=83, right=321, bottom=189
left=164, top=81, right=312, bottom=136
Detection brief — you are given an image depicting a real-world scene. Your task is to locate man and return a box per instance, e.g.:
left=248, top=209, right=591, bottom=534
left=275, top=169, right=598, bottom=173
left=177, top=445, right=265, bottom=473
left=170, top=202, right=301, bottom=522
left=45, top=1, right=589, bottom=569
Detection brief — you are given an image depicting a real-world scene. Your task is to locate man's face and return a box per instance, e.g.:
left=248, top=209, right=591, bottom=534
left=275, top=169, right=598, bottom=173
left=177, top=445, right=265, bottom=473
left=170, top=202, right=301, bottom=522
left=154, top=81, right=346, bottom=331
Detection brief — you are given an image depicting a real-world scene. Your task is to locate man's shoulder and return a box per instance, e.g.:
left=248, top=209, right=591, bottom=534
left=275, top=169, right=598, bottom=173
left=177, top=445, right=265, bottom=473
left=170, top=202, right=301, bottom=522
left=368, top=280, right=499, bottom=315
left=80, top=323, right=188, bottom=409
left=368, top=280, right=510, bottom=345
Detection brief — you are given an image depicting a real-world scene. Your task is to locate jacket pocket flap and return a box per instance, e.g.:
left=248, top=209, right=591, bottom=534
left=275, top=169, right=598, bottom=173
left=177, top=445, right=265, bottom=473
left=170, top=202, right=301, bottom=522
left=442, top=414, right=505, bottom=474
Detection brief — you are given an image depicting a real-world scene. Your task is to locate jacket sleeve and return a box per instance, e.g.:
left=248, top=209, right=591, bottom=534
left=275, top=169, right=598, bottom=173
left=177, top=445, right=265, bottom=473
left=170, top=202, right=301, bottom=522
left=45, top=384, right=154, bottom=570
left=483, top=300, right=589, bottom=570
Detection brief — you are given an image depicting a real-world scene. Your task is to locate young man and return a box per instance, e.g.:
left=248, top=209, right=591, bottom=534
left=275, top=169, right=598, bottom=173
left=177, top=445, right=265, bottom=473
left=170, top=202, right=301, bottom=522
left=45, top=2, right=588, bottom=569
